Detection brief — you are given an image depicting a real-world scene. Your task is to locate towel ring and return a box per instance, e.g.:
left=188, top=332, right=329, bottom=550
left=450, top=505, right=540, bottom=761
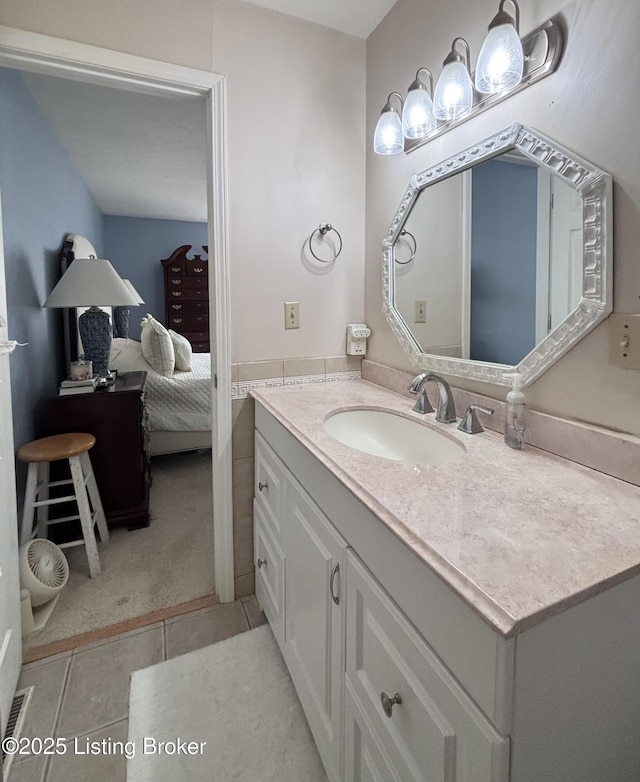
left=308, top=222, right=342, bottom=263
left=394, top=230, right=417, bottom=265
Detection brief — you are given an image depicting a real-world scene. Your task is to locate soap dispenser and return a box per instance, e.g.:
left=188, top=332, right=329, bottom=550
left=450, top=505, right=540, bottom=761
left=504, top=372, right=526, bottom=450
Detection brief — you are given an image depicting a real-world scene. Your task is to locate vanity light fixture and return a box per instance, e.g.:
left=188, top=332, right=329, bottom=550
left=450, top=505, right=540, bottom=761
left=374, top=7, right=563, bottom=155
left=433, top=38, right=473, bottom=121
left=373, top=92, right=404, bottom=155
left=475, top=0, right=524, bottom=95
left=402, top=68, right=436, bottom=140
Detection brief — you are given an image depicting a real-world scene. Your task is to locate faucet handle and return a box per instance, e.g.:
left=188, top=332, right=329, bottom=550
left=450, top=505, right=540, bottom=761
left=412, top=387, right=434, bottom=415
left=457, top=404, right=494, bottom=434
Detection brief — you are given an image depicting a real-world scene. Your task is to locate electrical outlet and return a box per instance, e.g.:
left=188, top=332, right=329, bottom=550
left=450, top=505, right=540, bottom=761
left=414, top=300, right=426, bottom=323
left=284, top=301, right=300, bottom=330
left=609, top=314, right=640, bottom=369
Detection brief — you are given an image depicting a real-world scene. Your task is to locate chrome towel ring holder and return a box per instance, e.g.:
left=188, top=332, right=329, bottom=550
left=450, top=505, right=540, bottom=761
left=394, top=230, right=417, bottom=265
left=308, top=222, right=343, bottom=263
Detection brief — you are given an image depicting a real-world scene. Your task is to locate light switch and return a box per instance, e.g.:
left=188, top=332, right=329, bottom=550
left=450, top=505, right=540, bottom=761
left=284, top=302, right=300, bottom=330
left=609, top=314, right=640, bottom=369
left=414, top=300, right=426, bottom=323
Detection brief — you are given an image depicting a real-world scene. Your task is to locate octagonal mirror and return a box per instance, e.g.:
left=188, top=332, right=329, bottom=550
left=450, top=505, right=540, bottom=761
left=383, top=124, right=612, bottom=387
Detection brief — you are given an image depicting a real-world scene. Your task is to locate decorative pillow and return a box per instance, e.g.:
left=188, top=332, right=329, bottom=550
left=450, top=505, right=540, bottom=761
left=169, top=329, right=192, bottom=372
left=109, top=338, right=152, bottom=373
left=140, top=315, right=175, bottom=377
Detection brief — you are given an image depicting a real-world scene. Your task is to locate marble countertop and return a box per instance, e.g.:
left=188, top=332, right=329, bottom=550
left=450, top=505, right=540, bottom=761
left=252, top=379, right=640, bottom=637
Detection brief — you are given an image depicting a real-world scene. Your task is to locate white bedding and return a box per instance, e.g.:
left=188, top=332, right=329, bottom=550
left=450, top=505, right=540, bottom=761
left=110, top=339, right=212, bottom=432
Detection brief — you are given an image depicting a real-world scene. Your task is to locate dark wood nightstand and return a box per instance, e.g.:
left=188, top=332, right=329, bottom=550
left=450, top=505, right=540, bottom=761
left=41, top=371, right=150, bottom=529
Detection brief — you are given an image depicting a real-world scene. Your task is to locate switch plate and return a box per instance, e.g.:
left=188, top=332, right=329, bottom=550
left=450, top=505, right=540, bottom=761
left=284, top=301, right=300, bottom=330
left=609, top=314, right=640, bottom=369
left=414, top=300, right=426, bottom=323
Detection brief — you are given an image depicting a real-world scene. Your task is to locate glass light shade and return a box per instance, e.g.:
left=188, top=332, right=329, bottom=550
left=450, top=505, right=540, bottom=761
left=402, top=89, right=436, bottom=139
left=475, top=23, right=524, bottom=94
left=373, top=110, right=403, bottom=155
left=433, top=61, right=474, bottom=121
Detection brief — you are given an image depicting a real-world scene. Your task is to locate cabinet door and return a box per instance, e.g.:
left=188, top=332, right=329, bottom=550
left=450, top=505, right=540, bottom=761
left=346, top=551, right=509, bottom=782
left=284, top=474, right=347, bottom=782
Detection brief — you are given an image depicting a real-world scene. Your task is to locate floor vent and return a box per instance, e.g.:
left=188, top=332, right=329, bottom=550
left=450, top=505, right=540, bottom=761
left=2, top=687, right=33, bottom=777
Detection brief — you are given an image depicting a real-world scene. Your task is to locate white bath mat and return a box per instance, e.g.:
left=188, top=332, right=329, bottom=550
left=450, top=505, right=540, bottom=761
left=127, top=625, right=328, bottom=781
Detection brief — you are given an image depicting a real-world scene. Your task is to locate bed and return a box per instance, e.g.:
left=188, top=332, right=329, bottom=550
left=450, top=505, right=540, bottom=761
left=109, top=338, right=212, bottom=456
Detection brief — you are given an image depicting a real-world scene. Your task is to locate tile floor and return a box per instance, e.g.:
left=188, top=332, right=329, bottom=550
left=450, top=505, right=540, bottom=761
left=8, top=596, right=266, bottom=782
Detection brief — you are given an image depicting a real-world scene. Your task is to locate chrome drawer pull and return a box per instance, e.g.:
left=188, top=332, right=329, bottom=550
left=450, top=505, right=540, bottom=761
left=329, top=562, right=340, bottom=605
left=258, top=481, right=268, bottom=492
left=257, top=558, right=266, bottom=569
left=380, top=692, right=402, bottom=718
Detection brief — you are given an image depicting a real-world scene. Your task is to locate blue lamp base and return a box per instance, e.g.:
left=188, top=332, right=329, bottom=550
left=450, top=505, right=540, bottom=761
left=78, top=307, right=111, bottom=376
left=112, top=306, right=131, bottom=339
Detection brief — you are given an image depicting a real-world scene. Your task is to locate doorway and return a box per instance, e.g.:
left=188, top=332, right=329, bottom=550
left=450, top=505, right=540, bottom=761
left=0, top=27, right=233, bottom=658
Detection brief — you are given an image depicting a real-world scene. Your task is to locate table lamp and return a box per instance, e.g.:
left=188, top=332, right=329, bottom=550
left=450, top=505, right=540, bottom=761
left=113, top=279, right=144, bottom=339
left=44, top=257, right=140, bottom=376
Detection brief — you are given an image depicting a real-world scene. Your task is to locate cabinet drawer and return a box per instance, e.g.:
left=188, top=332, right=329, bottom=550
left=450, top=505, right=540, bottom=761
left=346, top=551, right=509, bottom=782
left=166, top=276, right=207, bottom=290
left=254, top=501, right=285, bottom=647
left=168, top=301, right=209, bottom=314
left=167, top=314, right=209, bottom=330
left=255, top=431, right=285, bottom=540
left=167, top=286, right=207, bottom=301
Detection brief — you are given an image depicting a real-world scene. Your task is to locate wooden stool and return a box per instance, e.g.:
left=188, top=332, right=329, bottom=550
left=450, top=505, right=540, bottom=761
left=18, top=433, right=110, bottom=578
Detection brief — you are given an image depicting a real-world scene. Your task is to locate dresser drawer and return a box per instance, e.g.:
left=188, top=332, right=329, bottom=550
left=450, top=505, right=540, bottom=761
left=166, top=275, right=209, bottom=291
left=254, top=500, right=285, bottom=646
left=255, top=431, right=285, bottom=541
left=167, top=286, right=208, bottom=301
left=168, top=301, right=209, bottom=314
left=185, top=262, right=207, bottom=277
left=168, top=314, right=209, bottom=331
left=346, top=551, right=509, bottom=782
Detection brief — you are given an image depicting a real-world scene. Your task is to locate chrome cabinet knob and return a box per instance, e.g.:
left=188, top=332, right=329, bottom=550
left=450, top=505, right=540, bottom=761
left=380, top=691, right=402, bottom=718
left=257, top=558, right=266, bottom=569
left=258, top=481, right=268, bottom=492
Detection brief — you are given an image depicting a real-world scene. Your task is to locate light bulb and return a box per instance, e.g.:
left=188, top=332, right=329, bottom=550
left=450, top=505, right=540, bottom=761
left=433, top=60, right=473, bottom=121
left=373, top=94, right=404, bottom=155
left=475, top=23, right=523, bottom=94
left=402, top=69, right=435, bottom=139
left=476, top=1, right=524, bottom=95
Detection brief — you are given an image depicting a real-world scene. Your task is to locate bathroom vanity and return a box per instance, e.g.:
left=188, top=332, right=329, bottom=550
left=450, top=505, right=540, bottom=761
left=252, top=380, right=640, bottom=782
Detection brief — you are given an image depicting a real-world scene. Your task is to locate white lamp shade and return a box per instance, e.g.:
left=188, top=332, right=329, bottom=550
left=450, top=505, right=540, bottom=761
left=475, top=23, right=524, bottom=94
left=373, top=110, right=403, bottom=155
left=44, top=258, right=140, bottom=308
left=433, top=61, right=474, bottom=121
left=402, top=89, right=436, bottom=139
left=122, top=279, right=144, bottom=305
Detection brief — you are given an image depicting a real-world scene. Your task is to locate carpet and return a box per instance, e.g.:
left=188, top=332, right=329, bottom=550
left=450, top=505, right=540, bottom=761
left=127, top=625, right=328, bottom=782
left=24, top=450, right=215, bottom=649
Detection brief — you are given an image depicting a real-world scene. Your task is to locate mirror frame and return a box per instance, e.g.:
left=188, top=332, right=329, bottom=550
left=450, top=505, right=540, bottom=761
left=382, top=123, right=613, bottom=387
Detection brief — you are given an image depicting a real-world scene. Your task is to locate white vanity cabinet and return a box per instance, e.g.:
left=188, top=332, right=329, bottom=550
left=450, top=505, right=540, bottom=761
left=254, top=409, right=511, bottom=782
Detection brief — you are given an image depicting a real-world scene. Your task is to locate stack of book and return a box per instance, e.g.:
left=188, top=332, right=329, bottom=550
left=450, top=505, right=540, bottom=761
left=58, top=377, right=97, bottom=395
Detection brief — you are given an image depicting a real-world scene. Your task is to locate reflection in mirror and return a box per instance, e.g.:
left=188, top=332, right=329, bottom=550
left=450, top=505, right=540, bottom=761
left=384, top=124, right=612, bottom=387
left=394, top=150, right=582, bottom=366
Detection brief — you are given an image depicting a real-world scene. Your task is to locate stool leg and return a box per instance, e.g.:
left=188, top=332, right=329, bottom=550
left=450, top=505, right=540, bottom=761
left=36, top=461, right=50, bottom=540
left=69, top=455, right=102, bottom=578
left=20, top=463, right=39, bottom=546
left=80, top=451, right=110, bottom=543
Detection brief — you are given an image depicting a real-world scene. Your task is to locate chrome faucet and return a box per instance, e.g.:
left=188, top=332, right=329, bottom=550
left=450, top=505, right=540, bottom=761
left=408, top=373, right=457, bottom=423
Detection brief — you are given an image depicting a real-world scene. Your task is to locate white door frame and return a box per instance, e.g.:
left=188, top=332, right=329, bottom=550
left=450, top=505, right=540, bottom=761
left=0, top=26, right=235, bottom=602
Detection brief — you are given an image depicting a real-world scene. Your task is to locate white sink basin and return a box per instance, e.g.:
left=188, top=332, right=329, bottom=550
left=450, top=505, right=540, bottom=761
left=323, top=408, right=466, bottom=465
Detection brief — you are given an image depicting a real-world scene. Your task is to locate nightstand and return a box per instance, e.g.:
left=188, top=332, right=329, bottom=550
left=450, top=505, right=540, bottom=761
left=41, top=371, right=150, bottom=529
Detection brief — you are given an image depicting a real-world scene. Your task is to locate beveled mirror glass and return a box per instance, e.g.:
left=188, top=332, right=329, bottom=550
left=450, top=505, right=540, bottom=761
left=383, top=124, right=612, bottom=386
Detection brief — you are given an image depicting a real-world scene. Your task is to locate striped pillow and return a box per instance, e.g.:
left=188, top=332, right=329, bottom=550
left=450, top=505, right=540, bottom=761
left=140, top=315, right=175, bottom=377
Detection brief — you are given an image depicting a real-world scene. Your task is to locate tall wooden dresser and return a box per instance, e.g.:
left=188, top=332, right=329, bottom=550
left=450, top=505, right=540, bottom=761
left=161, top=245, right=209, bottom=352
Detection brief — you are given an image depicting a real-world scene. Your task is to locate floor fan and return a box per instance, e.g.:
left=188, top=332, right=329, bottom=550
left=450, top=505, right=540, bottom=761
left=19, top=539, right=69, bottom=636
